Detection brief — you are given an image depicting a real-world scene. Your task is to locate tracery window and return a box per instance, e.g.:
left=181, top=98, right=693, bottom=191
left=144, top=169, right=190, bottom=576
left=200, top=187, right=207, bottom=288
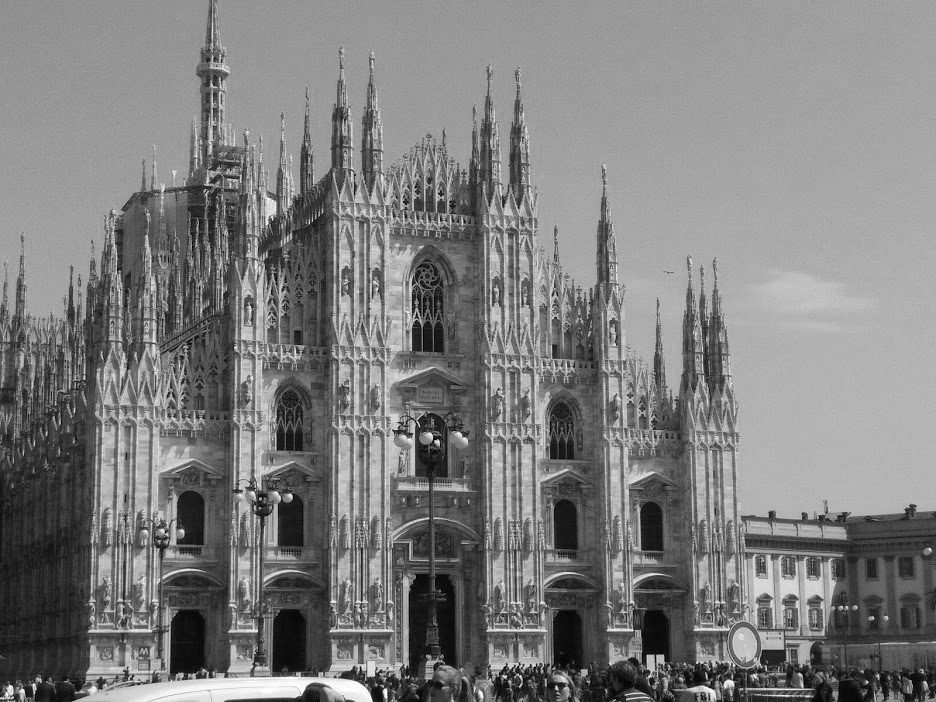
left=274, top=389, right=304, bottom=451
left=411, top=261, right=445, bottom=353
left=548, top=401, right=575, bottom=459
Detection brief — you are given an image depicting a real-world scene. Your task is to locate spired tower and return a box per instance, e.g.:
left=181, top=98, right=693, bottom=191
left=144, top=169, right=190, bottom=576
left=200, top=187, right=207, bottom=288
left=0, top=0, right=743, bottom=677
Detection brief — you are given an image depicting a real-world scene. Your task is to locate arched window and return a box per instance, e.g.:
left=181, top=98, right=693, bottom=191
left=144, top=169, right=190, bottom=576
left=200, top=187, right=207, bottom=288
left=548, top=401, right=575, bottom=459
left=640, top=501, right=664, bottom=551
left=177, top=491, right=205, bottom=545
left=277, top=494, right=304, bottom=547
left=411, top=261, right=445, bottom=353
left=274, top=389, right=304, bottom=451
left=414, top=413, right=448, bottom=479
left=554, top=499, right=578, bottom=551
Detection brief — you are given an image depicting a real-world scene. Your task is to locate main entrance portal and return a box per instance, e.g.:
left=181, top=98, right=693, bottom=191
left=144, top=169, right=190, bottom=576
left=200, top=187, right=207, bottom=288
left=641, top=610, right=670, bottom=661
left=272, top=609, right=307, bottom=673
left=552, top=610, right=583, bottom=669
left=408, top=574, right=456, bottom=672
left=170, top=610, right=205, bottom=675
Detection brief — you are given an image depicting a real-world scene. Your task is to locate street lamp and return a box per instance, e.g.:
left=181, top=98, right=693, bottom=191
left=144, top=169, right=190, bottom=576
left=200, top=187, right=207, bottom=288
left=834, top=591, right=859, bottom=670
left=138, top=518, right=185, bottom=670
left=868, top=613, right=888, bottom=672
left=233, top=477, right=293, bottom=668
left=393, top=411, right=468, bottom=673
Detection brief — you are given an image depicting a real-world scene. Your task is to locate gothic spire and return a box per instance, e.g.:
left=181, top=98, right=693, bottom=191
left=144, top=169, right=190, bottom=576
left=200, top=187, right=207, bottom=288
left=553, top=225, right=560, bottom=266
left=276, top=112, right=288, bottom=216
left=151, top=145, right=158, bottom=190
left=709, top=257, right=732, bottom=390
left=197, top=0, right=230, bottom=162
left=361, top=51, right=384, bottom=192
left=596, top=165, right=619, bottom=287
left=479, top=65, right=502, bottom=199
left=331, top=47, right=354, bottom=189
left=300, top=86, right=314, bottom=194
left=654, top=298, right=667, bottom=395
left=681, top=255, right=705, bottom=392
left=0, top=261, right=8, bottom=322
left=14, top=234, right=26, bottom=326
left=509, top=66, right=531, bottom=204
left=699, top=263, right=710, bottom=379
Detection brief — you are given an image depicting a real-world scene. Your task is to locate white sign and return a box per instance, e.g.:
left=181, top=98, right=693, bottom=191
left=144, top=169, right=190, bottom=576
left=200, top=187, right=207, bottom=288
left=418, top=387, right=445, bottom=404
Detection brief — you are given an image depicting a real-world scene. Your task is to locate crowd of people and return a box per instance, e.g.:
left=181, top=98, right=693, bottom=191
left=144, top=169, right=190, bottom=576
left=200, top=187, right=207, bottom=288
left=7, top=660, right=936, bottom=702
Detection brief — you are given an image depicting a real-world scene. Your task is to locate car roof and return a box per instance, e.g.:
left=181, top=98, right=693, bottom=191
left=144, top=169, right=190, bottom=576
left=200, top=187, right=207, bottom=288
left=93, top=677, right=370, bottom=702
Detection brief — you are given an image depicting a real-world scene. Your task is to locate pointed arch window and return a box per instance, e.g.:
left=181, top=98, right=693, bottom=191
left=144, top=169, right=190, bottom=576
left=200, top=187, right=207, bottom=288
left=274, top=389, right=304, bottom=451
left=411, top=261, right=445, bottom=353
left=548, top=401, right=575, bottom=459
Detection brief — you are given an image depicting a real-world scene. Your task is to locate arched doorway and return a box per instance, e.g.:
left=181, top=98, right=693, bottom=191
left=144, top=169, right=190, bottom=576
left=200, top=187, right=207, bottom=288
left=272, top=609, right=306, bottom=673
left=170, top=610, right=205, bottom=675
left=810, top=640, right=824, bottom=666
left=641, top=610, right=670, bottom=661
left=408, top=574, right=456, bottom=672
left=552, top=610, right=583, bottom=669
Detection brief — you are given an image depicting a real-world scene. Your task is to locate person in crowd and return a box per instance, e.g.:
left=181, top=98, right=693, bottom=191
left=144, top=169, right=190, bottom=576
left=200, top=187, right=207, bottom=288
left=545, top=672, right=577, bottom=702
left=428, top=666, right=474, bottom=702
left=677, top=669, right=715, bottom=702
left=839, top=680, right=866, bottom=702
left=33, top=677, right=55, bottom=702
left=607, top=660, right=654, bottom=702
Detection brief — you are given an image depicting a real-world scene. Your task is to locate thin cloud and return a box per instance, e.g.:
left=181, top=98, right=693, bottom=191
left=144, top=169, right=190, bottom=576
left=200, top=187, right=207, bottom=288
left=746, top=269, right=875, bottom=332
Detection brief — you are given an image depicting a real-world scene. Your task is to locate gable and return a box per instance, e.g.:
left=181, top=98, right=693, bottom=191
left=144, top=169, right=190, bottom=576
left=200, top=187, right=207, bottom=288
left=396, top=367, right=469, bottom=407
left=162, top=458, right=224, bottom=487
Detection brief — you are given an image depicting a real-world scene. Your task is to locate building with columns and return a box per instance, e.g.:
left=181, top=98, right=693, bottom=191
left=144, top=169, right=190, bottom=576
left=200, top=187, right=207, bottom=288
left=13, top=0, right=935, bottom=681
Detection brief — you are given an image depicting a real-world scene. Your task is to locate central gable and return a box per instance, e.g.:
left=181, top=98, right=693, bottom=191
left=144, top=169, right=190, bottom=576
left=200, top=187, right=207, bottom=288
left=396, top=367, right=469, bottom=407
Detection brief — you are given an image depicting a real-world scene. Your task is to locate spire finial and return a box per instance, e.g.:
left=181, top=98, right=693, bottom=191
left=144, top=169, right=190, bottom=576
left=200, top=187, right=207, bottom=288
left=486, top=64, right=494, bottom=92
left=700, top=263, right=705, bottom=290
left=553, top=225, right=560, bottom=264
left=369, top=50, right=375, bottom=74
left=602, top=163, right=608, bottom=188
left=713, top=257, right=719, bottom=287
left=339, top=46, right=345, bottom=71
left=473, top=105, right=477, bottom=126
left=515, top=66, right=521, bottom=92
left=657, top=297, right=661, bottom=320
left=205, top=0, right=221, bottom=50
left=306, top=85, right=310, bottom=103
left=281, top=112, right=286, bottom=141
left=151, top=144, right=158, bottom=190
left=687, top=255, right=693, bottom=283
left=141, top=158, right=147, bottom=192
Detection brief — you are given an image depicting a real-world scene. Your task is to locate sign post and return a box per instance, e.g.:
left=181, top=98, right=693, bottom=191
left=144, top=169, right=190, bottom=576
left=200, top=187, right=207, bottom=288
left=727, top=621, right=763, bottom=702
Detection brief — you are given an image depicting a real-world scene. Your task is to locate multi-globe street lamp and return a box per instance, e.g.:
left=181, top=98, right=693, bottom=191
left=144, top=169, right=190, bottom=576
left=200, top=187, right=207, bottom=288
left=138, top=518, right=185, bottom=670
left=233, top=477, right=293, bottom=668
left=834, top=591, right=859, bottom=669
left=868, top=612, right=888, bottom=671
left=392, top=411, right=468, bottom=672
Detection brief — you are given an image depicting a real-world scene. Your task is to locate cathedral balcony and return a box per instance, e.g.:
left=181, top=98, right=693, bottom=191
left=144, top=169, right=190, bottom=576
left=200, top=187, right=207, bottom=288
left=546, top=549, right=592, bottom=567
left=164, top=545, right=221, bottom=563
left=393, top=476, right=475, bottom=508
left=264, top=545, right=319, bottom=564
left=633, top=550, right=675, bottom=568
left=394, top=210, right=475, bottom=230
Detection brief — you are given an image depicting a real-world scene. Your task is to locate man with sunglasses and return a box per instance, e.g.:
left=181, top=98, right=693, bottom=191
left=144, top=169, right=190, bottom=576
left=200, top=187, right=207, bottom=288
left=608, top=661, right=654, bottom=702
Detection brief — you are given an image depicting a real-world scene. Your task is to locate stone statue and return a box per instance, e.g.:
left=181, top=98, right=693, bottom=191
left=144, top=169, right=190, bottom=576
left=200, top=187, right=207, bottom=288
left=137, top=510, right=149, bottom=547
left=727, top=580, right=740, bottom=612
left=701, top=582, right=712, bottom=611
left=610, top=393, right=622, bottom=423
left=371, top=577, right=384, bottom=612
left=525, top=579, right=537, bottom=612
left=238, top=576, right=251, bottom=610
left=102, top=508, right=113, bottom=547
left=87, top=599, right=96, bottom=627
left=133, top=575, right=147, bottom=610
left=338, top=379, right=350, bottom=411
left=341, top=577, right=353, bottom=614
left=243, top=297, right=254, bottom=325
left=101, top=576, right=112, bottom=608
left=240, top=512, right=251, bottom=548
left=493, top=580, right=506, bottom=613
left=519, top=389, right=531, bottom=420
left=609, top=321, right=618, bottom=345
left=509, top=603, right=523, bottom=629
left=492, top=388, right=504, bottom=419
left=616, top=580, right=627, bottom=612
left=397, top=449, right=407, bottom=475
left=370, top=383, right=381, bottom=413
left=371, top=270, right=382, bottom=299
left=340, top=267, right=351, bottom=296
left=491, top=279, right=501, bottom=306
left=241, top=375, right=253, bottom=406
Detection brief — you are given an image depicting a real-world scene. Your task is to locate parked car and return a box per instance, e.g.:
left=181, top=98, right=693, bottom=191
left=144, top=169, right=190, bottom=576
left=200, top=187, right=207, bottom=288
left=93, top=677, right=370, bottom=702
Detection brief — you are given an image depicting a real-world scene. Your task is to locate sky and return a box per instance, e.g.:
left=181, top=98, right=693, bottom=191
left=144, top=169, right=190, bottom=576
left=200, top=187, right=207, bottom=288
left=1, top=1, right=934, bottom=519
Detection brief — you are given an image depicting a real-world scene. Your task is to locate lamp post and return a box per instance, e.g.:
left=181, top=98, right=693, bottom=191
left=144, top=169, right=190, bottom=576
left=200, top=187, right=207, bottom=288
left=393, top=411, right=468, bottom=674
left=139, top=518, right=185, bottom=671
left=233, top=477, right=293, bottom=669
left=868, top=613, right=888, bottom=672
left=834, top=591, right=859, bottom=670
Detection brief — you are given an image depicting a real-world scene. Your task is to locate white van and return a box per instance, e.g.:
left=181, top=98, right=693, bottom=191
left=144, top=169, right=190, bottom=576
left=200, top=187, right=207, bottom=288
left=92, top=677, right=371, bottom=702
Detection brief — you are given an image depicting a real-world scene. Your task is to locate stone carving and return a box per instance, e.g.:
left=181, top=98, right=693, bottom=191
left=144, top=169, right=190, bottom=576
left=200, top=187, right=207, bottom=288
left=525, top=579, right=538, bottom=613
left=493, top=580, right=506, bottom=613
left=340, top=577, right=353, bottom=614
left=101, top=508, right=113, bottom=547
left=609, top=320, right=618, bottom=346
left=690, top=522, right=697, bottom=552
left=491, top=277, right=502, bottom=306
left=340, top=515, right=350, bottom=550
left=523, top=518, right=533, bottom=553
left=241, top=375, right=253, bottom=406
left=699, top=519, right=709, bottom=552
left=537, top=519, right=546, bottom=551
left=493, top=518, right=503, bottom=551
left=340, top=266, right=351, bottom=296
left=727, top=580, right=740, bottom=612
left=520, top=277, right=531, bottom=306
left=386, top=517, right=393, bottom=550
left=397, top=449, right=407, bottom=475
left=329, top=517, right=337, bottom=548
left=613, top=516, right=623, bottom=554
left=370, top=577, right=384, bottom=612
left=137, top=510, right=149, bottom=547
left=616, top=580, right=627, bottom=612
left=371, top=516, right=382, bottom=550
left=371, top=268, right=382, bottom=299
left=100, top=576, right=112, bottom=608
left=610, top=393, right=622, bottom=423
left=337, top=379, right=350, bottom=412
left=133, top=575, right=147, bottom=610
left=483, top=519, right=492, bottom=551
left=700, top=582, right=711, bottom=612
left=87, top=599, right=96, bottom=627
left=519, top=389, right=531, bottom=420
left=726, top=520, right=736, bottom=555
left=370, top=383, right=381, bottom=413
left=491, top=387, right=504, bottom=419
left=243, top=296, right=254, bottom=325
left=238, top=576, right=251, bottom=610
left=626, top=517, right=634, bottom=549
left=240, top=512, right=251, bottom=548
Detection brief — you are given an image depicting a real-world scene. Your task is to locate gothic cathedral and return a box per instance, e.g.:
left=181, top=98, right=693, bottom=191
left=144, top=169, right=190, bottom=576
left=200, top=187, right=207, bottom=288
left=0, top=1, right=743, bottom=677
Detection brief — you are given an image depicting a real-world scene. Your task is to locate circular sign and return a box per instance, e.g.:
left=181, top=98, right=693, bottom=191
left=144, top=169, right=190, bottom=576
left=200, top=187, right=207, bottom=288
left=727, top=621, right=762, bottom=669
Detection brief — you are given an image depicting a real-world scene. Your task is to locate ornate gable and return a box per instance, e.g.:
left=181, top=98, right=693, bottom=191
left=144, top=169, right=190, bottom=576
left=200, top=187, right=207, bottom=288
left=264, top=459, right=322, bottom=486
left=396, top=367, right=469, bottom=408
left=162, top=458, right=224, bottom=487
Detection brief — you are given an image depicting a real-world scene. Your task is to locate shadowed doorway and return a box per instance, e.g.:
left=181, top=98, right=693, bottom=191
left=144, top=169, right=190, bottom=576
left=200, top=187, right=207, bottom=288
left=170, top=610, right=205, bottom=675
left=552, top=610, right=583, bottom=669
left=272, top=609, right=306, bottom=673
left=408, top=574, right=456, bottom=672
left=641, top=610, right=670, bottom=661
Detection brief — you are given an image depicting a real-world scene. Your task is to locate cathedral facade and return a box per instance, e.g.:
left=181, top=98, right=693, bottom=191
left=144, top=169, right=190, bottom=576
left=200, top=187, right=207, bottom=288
left=0, top=1, right=744, bottom=678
